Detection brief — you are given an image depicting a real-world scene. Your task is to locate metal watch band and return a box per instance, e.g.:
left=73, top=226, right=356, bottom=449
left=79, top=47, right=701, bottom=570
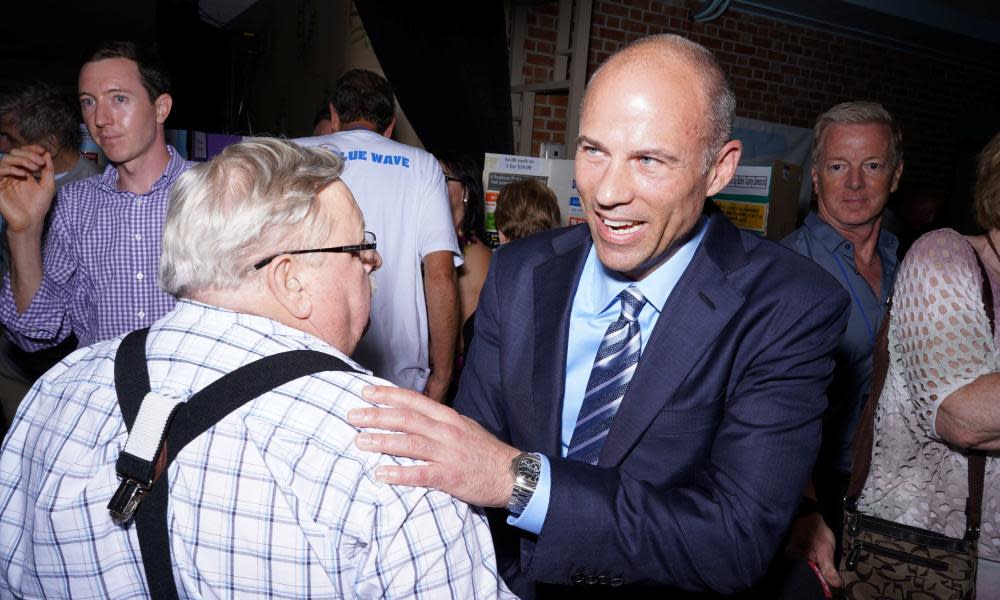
left=507, top=452, right=542, bottom=518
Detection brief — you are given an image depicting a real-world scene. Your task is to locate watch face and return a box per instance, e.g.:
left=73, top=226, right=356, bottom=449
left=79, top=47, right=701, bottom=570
left=517, top=455, right=541, bottom=479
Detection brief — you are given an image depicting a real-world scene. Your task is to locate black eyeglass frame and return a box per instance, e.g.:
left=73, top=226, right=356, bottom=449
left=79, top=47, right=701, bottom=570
left=252, top=231, right=377, bottom=270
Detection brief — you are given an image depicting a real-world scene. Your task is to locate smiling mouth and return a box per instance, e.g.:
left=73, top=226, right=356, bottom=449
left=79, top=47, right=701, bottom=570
left=601, top=217, right=644, bottom=234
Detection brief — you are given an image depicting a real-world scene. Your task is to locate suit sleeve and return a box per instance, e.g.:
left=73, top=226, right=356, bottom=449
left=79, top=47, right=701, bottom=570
left=527, top=286, right=849, bottom=593
left=454, top=257, right=509, bottom=440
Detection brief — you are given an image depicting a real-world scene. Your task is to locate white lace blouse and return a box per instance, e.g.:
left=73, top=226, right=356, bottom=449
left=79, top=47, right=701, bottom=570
left=859, top=228, right=999, bottom=562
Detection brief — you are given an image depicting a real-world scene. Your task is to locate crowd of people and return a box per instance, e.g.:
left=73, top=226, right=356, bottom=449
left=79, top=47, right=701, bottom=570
left=0, top=32, right=995, bottom=599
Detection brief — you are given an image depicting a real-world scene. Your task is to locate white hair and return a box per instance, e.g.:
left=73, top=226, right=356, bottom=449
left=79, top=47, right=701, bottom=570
left=159, top=137, right=345, bottom=297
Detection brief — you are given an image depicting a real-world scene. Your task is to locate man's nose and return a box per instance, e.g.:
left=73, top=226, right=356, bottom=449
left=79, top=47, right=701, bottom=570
left=846, top=165, right=864, bottom=189
left=94, top=101, right=112, bottom=127
left=364, top=250, right=383, bottom=274
left=592, top=159, right=631, bottom=208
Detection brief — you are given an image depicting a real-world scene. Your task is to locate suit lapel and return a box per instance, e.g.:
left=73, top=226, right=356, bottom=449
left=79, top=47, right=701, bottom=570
left=532, top=229, right=591, bottom=456
left=599, top=211, right=749, bottom=467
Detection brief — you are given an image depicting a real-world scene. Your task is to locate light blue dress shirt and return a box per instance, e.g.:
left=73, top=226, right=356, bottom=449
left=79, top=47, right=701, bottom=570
left=782, top=212, right=897, bottom=473
left=510, top=218, right=708, bottom=533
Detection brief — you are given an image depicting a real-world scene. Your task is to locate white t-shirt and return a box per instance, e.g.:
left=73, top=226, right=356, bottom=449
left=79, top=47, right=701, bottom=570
left=296, top=129, right=461, bottom=391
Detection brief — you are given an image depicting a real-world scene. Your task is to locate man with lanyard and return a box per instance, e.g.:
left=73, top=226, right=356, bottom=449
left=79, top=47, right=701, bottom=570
left=781, top=100, right=904, bottom=591
left=0, top=41, right=188, bottom=354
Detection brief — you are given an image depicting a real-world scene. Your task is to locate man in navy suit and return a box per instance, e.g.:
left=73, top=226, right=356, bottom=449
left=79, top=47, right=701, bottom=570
left=348, top=34, right=849, bottom=598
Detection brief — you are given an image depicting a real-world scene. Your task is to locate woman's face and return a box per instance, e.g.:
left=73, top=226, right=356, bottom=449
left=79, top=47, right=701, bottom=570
left=441, top=162, right=466, bottom=229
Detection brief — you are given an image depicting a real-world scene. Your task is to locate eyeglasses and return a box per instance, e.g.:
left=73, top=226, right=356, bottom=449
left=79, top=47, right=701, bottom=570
left=444, top=175, right=462, bottom=184
left=253, top=230, right=378, bottom=270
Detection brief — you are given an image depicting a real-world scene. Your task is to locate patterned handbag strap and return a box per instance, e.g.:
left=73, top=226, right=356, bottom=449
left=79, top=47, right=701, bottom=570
left=848, top=236, right=993, bottom=541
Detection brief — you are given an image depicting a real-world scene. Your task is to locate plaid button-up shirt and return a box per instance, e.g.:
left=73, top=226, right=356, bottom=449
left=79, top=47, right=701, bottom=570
left=0, top=300, right=514, bottom=598
left=0, top=146, right=189, bottom=351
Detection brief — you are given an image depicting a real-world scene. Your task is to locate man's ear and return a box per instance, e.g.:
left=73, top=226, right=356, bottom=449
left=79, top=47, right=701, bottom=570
left=44, top=133, right=60, bottom=157
left=154, top=93, right=173, bottom=124
left=705, top=139, right=742, bottom=197
left=890, top=160, right=904, bottom=193
left=329, top=103, right=342, bottom=133
left=266, top=254, right=312, bottom=320
left=382, top=116, right=396, bottom=139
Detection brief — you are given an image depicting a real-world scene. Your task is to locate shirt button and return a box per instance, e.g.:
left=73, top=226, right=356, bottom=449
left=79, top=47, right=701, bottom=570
left=134, top=233, right=142, bottom=241
left=137, top=311, right=145, bottom=319
left=136, top=272, right=144, bottom=280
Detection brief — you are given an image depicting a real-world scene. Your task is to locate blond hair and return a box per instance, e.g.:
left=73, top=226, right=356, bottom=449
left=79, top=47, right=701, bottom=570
left=813, top=101, right=902, bottom=166
left=974, top=131, right=1000, bottom=231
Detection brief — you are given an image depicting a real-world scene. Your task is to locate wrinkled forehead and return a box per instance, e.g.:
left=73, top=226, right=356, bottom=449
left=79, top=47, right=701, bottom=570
left=816, top=121, right=895, bottom=158
left=580, top=56, right=713, bottom=154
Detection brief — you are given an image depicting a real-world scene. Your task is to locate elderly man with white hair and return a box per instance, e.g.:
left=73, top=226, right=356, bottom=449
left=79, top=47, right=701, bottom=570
left=0, top=138, right=513, bottom=599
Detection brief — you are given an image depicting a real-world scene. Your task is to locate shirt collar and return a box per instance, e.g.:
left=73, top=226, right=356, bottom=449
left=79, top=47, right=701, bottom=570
left=803, top=211, right=899, bottom=255
left=98, top=144, right=185, bottom=195
left=585, top=216, right=708, bottom=316
left=172, top=298, right=370, bottom=373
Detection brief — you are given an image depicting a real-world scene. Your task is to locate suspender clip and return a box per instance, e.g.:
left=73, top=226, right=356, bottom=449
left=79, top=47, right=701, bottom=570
left=108, top=476, right=151, bottom=525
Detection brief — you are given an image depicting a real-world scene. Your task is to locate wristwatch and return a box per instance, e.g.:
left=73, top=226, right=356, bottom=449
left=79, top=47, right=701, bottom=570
left=507, top=452, right=542, bottom=518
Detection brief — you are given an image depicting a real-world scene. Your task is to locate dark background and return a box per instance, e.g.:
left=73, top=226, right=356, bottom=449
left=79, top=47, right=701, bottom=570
left=3, top=0, right=999, bottom=232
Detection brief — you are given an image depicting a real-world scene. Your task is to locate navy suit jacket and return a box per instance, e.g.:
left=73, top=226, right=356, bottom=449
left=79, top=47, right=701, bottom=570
left=454, top=206, right=850, bottom=598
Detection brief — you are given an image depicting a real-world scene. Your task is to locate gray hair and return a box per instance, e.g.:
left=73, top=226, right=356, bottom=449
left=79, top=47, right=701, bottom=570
left=587, top=34, right=736, bottom=173
left=813, top=101, right=903, bottom=166
left=160, top=137, right=345, bottom=297
left=0, top=83, right=81, bottom=151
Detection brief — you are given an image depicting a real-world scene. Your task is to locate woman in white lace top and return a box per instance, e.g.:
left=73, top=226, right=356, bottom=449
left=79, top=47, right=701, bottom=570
left=859, top=132, right=1000, bottom=593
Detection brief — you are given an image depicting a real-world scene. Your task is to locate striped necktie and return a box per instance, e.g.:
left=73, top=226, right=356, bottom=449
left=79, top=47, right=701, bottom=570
left=567, top=285, right=648, bottom=465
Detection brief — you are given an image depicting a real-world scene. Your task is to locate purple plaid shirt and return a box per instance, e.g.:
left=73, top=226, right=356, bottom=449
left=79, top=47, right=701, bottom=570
left=0, top=146, right=191, bottom=351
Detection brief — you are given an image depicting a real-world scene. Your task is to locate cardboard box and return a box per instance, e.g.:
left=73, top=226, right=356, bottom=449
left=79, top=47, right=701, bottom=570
left=482, top=153, right=578, bottom=247
left=711, top=161, right=802, bottom=240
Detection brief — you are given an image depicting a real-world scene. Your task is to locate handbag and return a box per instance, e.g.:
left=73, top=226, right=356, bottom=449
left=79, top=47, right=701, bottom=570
left=838, top=238, right=994, bottom=600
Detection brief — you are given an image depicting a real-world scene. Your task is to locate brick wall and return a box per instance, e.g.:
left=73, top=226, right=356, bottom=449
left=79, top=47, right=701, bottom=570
left=521, top=4, right=570, bottom=155
left=516, top=0, right=1000, bottom=205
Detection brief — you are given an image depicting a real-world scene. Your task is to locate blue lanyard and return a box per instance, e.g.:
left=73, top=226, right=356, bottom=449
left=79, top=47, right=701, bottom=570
left=831, top=251, right=877, bottom=345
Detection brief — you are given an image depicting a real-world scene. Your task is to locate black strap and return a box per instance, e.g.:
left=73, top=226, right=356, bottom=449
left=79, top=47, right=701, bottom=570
left=114, top=328, right=151, bottom=430
left=113, top=328, right=357, bottom=599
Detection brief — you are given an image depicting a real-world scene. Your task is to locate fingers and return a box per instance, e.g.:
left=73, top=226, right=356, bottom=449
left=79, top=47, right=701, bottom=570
left=11, top=145, right=48, bottom=159
left=348, top=402, right=450, bottom=437
left=371, top=463, right=438, bottom=487
left=0, top=154, right=44, bottom=179
left=38, top=152, right=55, bottom=190
left=0, top=164, right=32, bottom=179
left=356, top=430, right=440, bottom=462
left=3, top=147, right=47, bottom=169
left=361, top=384, right=456, bottom=421
left=820, top=558, right=842, bottom=588
left=812, top=521, right=842, bottom=588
